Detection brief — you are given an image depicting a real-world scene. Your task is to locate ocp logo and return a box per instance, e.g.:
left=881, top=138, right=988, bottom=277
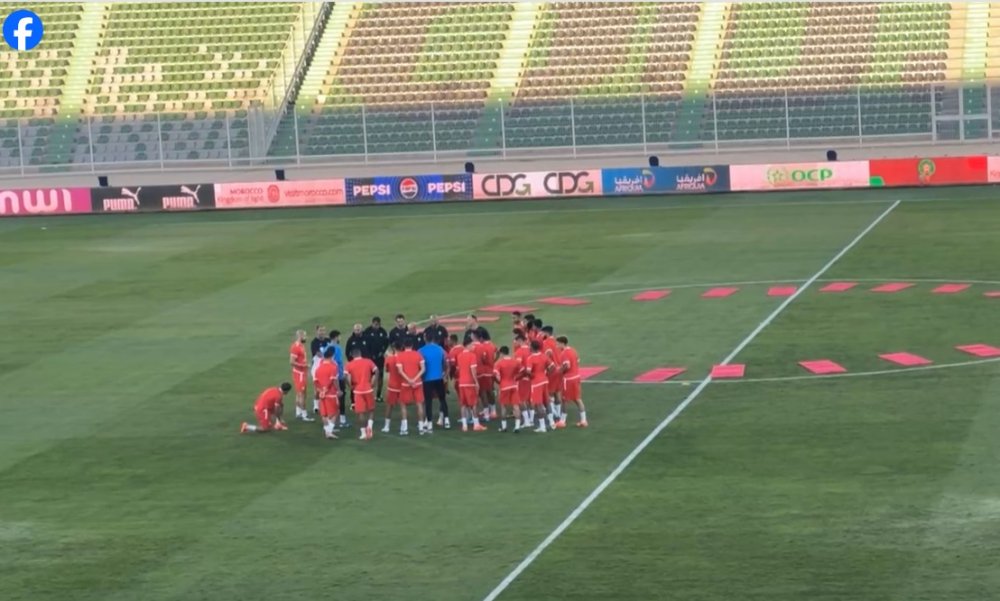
left=2, top=9, right=44, bottom=51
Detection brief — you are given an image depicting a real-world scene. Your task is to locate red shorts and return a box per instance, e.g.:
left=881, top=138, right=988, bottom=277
left=530, top=382, right=547, bottom=406
left=563, top=378, right=581, bottom=403
left=499, top=387, right=519, bottom=407
left=478, top=375, right=494, bottom=391
left=458, top=385, right=479, bottom=408
left=547, top=373, right=563, bottom=396
left=292, top=370, right=307, bottom=393
left=353, top=391, right=375, bottom=414
left=400, top=383, right=424, bottom=404
left=254, top=407, right=272, bottom=430
left=320, top=394, right=339, bottom=418
left=386, top=387, right=401, bottom=406
left=518, top=381, right=531, bottom=404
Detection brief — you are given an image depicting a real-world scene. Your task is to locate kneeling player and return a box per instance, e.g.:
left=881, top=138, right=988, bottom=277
left=494, top=346, right=523, bottom=432
left=346, top=348, right=379, bottom=440
left=241, top=383, right=291, bottom=433
left=557, top=336, right=588, bottom=428
left=314, top=348, right=340, bottom=439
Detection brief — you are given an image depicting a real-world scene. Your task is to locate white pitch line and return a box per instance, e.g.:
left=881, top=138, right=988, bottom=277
left=480, top=199, right=901, bottom=601
left=586, top=355, right=1000, bottom=387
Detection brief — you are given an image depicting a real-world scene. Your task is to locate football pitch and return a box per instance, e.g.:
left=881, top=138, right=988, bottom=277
left=2, top=186, right=1000, bottom=601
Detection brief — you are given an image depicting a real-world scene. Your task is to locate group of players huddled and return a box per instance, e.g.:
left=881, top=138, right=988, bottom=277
left=240, top=311, right=588, bottom=440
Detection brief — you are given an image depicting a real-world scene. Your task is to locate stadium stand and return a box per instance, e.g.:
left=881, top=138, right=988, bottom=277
left=273, top=2, right=513, bottom=157
left=503, top=2, right=700, bottom=149
left=0, top=2, right=82, bottom=167
left=1, top=2, right=993, bottom=169
left=71, top=1, right=306, bottom=165
left=710, top=2, right=953, bottom=142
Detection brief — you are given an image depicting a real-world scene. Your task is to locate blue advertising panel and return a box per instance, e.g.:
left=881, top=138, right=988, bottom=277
left=346, top=174, right=472, bottom=205
left=602, top=166, right=730, bottom=195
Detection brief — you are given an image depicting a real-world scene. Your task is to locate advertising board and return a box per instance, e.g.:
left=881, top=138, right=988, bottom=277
left=868, top=156, right=987, bottom=187
left=214, top=179, right=346, bottom=209
left=0, top=187, right=91, bottom=217
left=472, top=171, right=602, bottom=200
left=345, top=174, right=471, bottom=205
left=730, top=162, right=870, bottom=191
left=601, top=166, right=730, bottom=195
left=91, top=184, right=215, bottom=213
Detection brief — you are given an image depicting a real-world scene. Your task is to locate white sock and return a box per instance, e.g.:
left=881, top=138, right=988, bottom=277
left=461, top=418, right=468, bottom=428
left=501, top=419, right=507, bottom=430
left=401, top=420, right=408, bottom=432
left=580, top=410, right=587, bottom=422
left=547, top=414, right=555, bottom=427
left=313, top=400, right=319, bottom=411
left=554, top=403, right=562, bottom=419
left=514, top=419, right=520, bottom=431
left=537, top=418, right=546, bottom=432
left=366, top=419, right=373, bottom=430
left=245, top=424, right=258, bottom=432
left=473, top=417, right=481, bottom=426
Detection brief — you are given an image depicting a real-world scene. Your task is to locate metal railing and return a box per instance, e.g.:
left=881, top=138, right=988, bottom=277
left=0, top=84, right=993, bottom=178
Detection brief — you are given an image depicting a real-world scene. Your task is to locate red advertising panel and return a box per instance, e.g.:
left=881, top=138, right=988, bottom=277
left=0, top=187, right=91, bottom=217
left=730, top=162, right=870, bottom=191
left=472, top=170, right=602, bottom=200
left=214, top=179, right=346, bottom=209
left=868, top=156, right=987, bottom=187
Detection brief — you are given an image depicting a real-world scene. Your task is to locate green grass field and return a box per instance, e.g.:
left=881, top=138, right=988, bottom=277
left=2, top=186, right=999, bottom=601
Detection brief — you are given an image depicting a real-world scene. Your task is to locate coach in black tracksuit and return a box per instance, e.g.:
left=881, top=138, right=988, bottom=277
left=423, top=316, right=448, bottom=347
left=363, top=317, right=389, bottom=401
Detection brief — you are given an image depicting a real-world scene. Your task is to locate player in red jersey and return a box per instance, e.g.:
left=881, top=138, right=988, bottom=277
left=346, top=348, right=379, bottom=440
left=541, top=326, right=564, bottom=428
left=314, top=348, right=340, bottom=439
left=513, top=334, right=532, bottom=428
left=240, top=382, right=291, bottom=433
left=494, top=345, right=523, bottom=432
left=525, top=340, right=552, bottom=433
left=455, top=340, right=487, bottom=432
left=381, top=342, right=403, bottom=433
left=476, top=328, right=498, bottom=419
left=289, top=330, right=314, bottom=422
left=557, top=336, right=588, bottom=428
left=396, top=339, right=429, bottom=435
left=446, top=333, right=463, bottom=398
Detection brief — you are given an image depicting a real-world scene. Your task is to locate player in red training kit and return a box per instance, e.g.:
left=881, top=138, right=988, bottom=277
left=455, top=339, right=486, bottom=432
left=513, top=335, right=532, bottom=428
left=494, top=345, right=523, bottom=432
left=241, top=382, right=291, bottom=433
left=289, top=330, right=314, bottom=422
left=396, top=339, right=428, bottom=435
left=382, top=342, right=403, bottom=433
left=557, top=336, right=588, bottom=428
left=346, top=348, right=379, bottom=440
left=525, top=340, right=552, bottom=433
left=476, top=328, right=498, bottom=420
left=314, top=347, right=340, bottom=439
left=541, top=326, right=563, bottom=429
left=446, top=334, right=463, bottom=398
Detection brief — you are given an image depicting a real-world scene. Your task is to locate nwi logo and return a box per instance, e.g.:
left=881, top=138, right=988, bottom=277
left=0, top=188, right=77, bottom=215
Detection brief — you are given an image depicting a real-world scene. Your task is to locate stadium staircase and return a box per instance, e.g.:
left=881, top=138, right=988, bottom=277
left=468, top=1, right=542, bottom=155
left=43, top=2, right=104, bottom=168
left=957, top=3, right=988, bottom=138
left=671, top=2, right=728, bottom=145
left=267, top=1, right=346, bottom=159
